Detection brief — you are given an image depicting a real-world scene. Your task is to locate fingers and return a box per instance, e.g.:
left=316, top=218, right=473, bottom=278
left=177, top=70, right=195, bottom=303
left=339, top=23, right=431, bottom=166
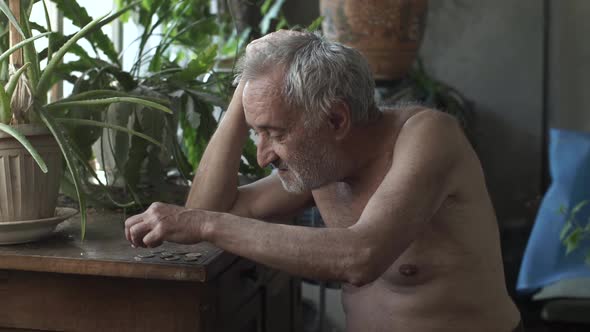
left=129, top=220, right=155, bottom=248
left=143, top=227, right=164, bottom=248
left=124, top=202, right=187, bottom=248
left=124, top=213, right=144, bottom=242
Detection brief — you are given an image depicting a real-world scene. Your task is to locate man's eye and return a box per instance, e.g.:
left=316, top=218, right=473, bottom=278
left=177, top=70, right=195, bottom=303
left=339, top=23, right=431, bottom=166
left=270, top=134, right=284, bottom=141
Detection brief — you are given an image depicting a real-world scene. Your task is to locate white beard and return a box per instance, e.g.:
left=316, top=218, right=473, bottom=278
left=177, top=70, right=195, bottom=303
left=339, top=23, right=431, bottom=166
left=277, top=138, right=339, bottom=193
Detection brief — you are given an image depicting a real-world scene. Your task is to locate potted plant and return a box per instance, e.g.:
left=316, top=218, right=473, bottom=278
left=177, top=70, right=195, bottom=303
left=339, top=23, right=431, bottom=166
left=320, top=0, right=429, bottom=81
left=0, top=0, right=172, bottom=242
left=45, top=0, right=273, bottom=208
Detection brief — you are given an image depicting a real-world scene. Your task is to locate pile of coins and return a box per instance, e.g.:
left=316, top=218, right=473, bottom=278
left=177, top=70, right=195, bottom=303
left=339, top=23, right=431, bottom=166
left=134, top=249, right=204, bottom=262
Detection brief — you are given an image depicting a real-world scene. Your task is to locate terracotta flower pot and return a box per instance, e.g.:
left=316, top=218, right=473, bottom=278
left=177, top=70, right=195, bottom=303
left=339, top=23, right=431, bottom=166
left=0, top=124, right=63, bottom=222
left=320, top=0, right=428, bottom=81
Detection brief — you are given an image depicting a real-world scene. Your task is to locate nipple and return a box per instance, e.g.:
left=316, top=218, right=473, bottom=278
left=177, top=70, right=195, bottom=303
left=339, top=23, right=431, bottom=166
left=399, top=264, right=418, bottom=277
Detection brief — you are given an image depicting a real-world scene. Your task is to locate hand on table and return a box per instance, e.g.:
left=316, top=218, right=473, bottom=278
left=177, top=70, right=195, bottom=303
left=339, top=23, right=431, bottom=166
left=124, top=202, right=208, bottom=248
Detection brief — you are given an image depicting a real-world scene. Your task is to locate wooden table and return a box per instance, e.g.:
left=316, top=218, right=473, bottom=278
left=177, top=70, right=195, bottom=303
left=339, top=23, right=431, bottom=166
left=0, top=209, right=300, bottom=332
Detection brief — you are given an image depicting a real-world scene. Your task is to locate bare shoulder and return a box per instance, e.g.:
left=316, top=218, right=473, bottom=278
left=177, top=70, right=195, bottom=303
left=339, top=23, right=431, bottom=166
left=382, top=105, right=462, bottom=136
left=381, top=108, right=472, bottom=197
left=401, top=108, right=461, bottom=131
left=394, top=108, right=468, bottom=156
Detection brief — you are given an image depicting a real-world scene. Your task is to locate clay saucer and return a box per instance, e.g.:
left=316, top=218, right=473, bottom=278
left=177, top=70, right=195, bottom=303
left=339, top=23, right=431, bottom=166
left=0, top=207, right=78, bottom=245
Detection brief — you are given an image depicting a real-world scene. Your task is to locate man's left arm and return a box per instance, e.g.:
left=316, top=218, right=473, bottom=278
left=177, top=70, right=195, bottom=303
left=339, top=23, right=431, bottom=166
left=125, top=111, right=466, bottom=285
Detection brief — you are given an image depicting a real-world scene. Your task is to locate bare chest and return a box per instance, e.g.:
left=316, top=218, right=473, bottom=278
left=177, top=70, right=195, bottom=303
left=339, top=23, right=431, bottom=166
left=312, top=182, right=372, bottom=228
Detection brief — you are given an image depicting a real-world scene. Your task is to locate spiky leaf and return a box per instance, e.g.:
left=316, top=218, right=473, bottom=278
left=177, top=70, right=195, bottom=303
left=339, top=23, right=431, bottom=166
left=0, top=32, right=52, bottom=65
left=36, top=106, right=87, bottom=239
left=5, top=62, right=29, bottom=98
left=0, top=0, right=25, bottom=38
left=44, top=97, right=173, bottom=114
left=0, top=85, right=9, bottom=123
left=565, top=228, right=583, bottom=255
left=0, top=123, right=48, bottom=172
left=51, top=0, right=120, bottom=64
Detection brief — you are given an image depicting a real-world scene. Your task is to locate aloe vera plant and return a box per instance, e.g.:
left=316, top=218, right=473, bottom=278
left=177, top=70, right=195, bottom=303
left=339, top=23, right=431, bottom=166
left=1, top=0, right=294, bottom=217
left=42, top=0, right=269, bottom=207
left=0, top=0, right=173, bottom=239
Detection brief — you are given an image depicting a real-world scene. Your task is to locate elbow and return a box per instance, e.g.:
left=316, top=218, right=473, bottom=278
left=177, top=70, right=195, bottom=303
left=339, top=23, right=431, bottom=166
left=343, top=246, right=383, bottom=287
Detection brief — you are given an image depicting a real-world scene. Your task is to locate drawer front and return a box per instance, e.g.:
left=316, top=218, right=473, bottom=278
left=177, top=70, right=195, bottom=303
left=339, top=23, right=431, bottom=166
left=0, top=269, right=204, bottom=332
left=216, top=259, right=263, bottom=316
left=219, top=292, right=263, bottom=332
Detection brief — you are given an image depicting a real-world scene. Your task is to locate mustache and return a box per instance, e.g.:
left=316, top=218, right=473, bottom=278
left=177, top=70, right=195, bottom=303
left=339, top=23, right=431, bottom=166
left=269, top=159, right=288, bottom=170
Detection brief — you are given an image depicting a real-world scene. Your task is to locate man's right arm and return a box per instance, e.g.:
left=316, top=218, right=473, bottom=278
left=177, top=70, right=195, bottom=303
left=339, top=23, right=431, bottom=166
left=185, top=81, right=313, bottom=220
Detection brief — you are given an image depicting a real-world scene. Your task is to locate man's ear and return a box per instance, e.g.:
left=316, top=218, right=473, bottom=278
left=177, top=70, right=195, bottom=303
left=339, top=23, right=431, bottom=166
left=327, top=101, right=351, bottom=140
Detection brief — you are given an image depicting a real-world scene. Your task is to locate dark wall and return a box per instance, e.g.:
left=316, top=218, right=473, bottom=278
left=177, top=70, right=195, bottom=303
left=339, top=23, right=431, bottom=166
left=548, top=1, right=590, bottom=133
left=419, top=0, right=545, bottom=223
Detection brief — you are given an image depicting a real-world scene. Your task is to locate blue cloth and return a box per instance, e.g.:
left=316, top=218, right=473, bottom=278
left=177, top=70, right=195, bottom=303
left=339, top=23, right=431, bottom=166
left=517, top=128, right=590, bottom=294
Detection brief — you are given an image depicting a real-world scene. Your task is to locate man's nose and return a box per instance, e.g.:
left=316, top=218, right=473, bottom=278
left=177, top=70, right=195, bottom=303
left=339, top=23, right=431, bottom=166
left=256, top=136, right=278, bottom=168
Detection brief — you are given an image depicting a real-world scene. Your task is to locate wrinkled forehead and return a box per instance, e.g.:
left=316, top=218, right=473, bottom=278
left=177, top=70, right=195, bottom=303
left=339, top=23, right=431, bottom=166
left=243, top=76, right=298, bottom=129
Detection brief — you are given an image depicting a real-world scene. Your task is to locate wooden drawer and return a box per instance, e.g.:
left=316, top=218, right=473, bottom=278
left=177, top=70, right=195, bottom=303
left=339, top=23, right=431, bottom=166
left=219, top=292, right=263, bottom=332
left=0, top=270, right=205, bottom=332
left=216, top=259, right=263, bottom=317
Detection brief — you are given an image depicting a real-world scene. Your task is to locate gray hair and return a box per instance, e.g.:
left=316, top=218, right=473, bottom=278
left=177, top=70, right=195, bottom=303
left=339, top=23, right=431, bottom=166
left=235, top=31, right=379, bottom=127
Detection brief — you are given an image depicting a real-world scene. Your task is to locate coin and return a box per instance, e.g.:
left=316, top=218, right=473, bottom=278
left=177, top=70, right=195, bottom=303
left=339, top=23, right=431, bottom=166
left=133, top=256, right=142, bottom=261
left=184, top=256, right=200, bottom=262
left=160, top=252, right=174, bottom=258
left=137, top=253, right=155, bottom=258
left=185, top=252, right=202, bottom=258
left=164, top=256, right=180, bottom=261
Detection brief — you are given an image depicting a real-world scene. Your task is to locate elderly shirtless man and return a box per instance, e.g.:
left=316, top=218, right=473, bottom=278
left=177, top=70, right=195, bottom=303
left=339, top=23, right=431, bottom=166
left=125, top=30, right=522, bottom=331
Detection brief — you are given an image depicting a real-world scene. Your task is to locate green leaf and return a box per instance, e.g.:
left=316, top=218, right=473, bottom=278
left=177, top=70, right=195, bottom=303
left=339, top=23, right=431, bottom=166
left=44, top=97, right=173, bottom=114
left=170, top=45, right=217, bottom=82
left=124, top=109, right=150, bottom=188
left=51, top=0, right=121, bottom=64
left=0, top=0, right=25, bottom=38
left=261, top=0, right=272, bottom=15
left=185, top=88, right=228, bottom=108
left=165, top=113, right=192, bottom=180
left=52, top=56, right=136, bottom=91
left=565, top=228, right=583, bottom=255
left=37, top=7, right=135, bottom=95
left=0, top=123, right=48, bottom=172
left=259, top=0, right=286, bottom=35
left=0, top=32, right=52, bottom=65
left=560, top=222, right=572, bottom=241
left=31, top=25, right=93, bottom=63
left=41, top=0, right=53, bottom=62
left=20, top=7, right=40, bottom=96
left=307, top=16, right=324, bottom=32
left=115, top=0, right=131, bottom=22
left=571, top=200, right=589, bottom=216
left=37, top=11, right=109, bottom=95
left=148, top=17, right=214, bottom=72
left=56, top=118, right=163, bottom=148
left=59, top=90, right=169, bottom=106
left=36, top=107, right=87, bottom=239
left=276, top=16, right=289, bottom=31
left=137, top=102, right=167, bottom=181
left=220, top=27, right=250, bottom=58
left=0, top=84, right=9, bottom=124
left=5, top=62, right=30, bottom=99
